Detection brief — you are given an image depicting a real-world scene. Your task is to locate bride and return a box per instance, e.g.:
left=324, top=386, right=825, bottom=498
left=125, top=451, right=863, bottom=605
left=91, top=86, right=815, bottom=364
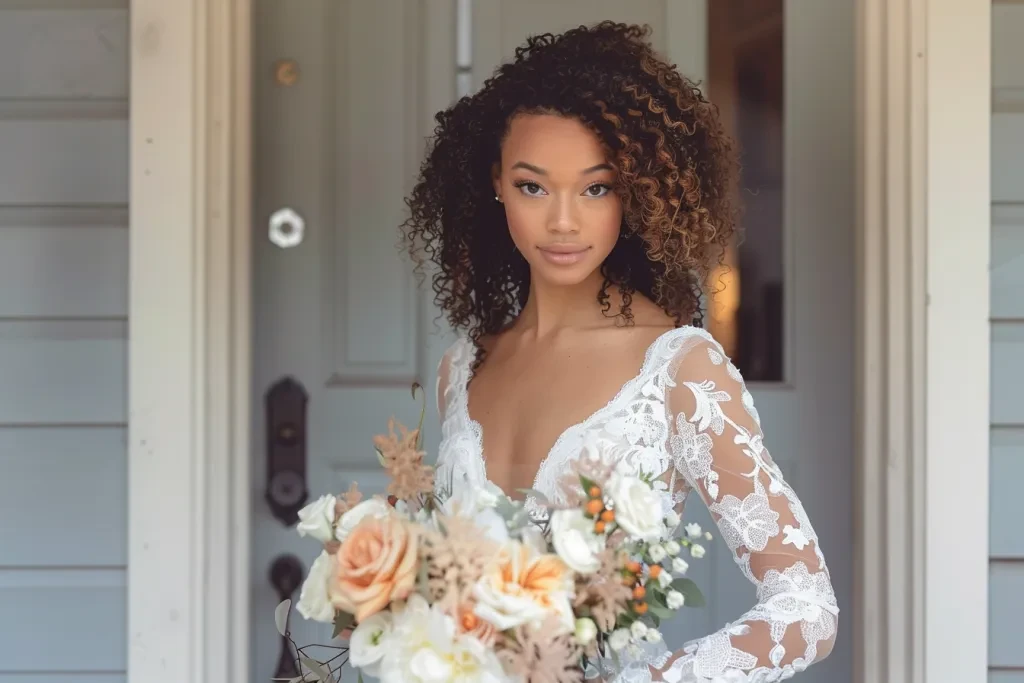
left=401, top=21, right=838, bottom=683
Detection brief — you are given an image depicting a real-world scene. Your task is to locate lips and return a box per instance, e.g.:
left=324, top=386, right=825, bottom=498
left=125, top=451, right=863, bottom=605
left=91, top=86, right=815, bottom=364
left=539, top=245, right=589, bottom=255
left=537, top=244, right=590, bottom=265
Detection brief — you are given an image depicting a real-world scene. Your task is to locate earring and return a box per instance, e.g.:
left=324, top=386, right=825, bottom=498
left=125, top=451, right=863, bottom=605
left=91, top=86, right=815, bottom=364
left=495, top=194, right=502, bottom=203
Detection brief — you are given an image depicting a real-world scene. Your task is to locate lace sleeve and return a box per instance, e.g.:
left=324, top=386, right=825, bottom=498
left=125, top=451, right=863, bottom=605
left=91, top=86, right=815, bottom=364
left=655, top=337, right=839, bottom=682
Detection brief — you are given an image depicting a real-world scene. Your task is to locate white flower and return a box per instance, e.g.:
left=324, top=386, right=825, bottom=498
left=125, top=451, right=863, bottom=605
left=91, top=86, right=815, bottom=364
left=665, top=540, right=681, bottom=556
left=608, top=628, right=631, bottom=652
left=657, top=570, right=673, bottom=589
left=296, top=494, right=337, bottom=543
left=550, top=509, right=603, bottom=574
left=607, top=474, right=664, bottom=541
left=665, top=510, right=681, bottom=529
left=296, top=550, right=336, bottom=622
left=440, top=483, right=510, bottom=543
left=630, top=621, right=648, bottom=640
left=337, top=498, right=392, bottom=541
left=649, top=544, right=667, bottom=563
left=380, top=594, right=508, bottom=683
left=575, top=617, right=598, bottom=645
left=666, top=590, right=685, bottom=609
left=704, top=531, right=714, bottom=541
left=690, top=543, right=706, bottom=559
left=672, top=557, right=690, bottom=574
left=685, top=523, right=703, bottom=539
left=349, top=611, right=393, bottom=676
left=645, top=629, right=663, bottom=644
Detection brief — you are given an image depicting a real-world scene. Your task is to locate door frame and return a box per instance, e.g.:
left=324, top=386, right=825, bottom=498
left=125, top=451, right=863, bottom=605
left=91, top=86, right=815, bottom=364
left=126, top=1, right=991, bottom=682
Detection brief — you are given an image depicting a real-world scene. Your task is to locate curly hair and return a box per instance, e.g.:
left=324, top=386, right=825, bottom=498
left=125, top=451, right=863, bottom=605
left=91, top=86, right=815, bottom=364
left=400, top=21, right=740, bottom=347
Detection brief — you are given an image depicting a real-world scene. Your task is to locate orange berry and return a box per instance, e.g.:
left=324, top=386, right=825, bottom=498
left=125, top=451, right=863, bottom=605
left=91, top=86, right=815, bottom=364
left=633, top=585, right=646, bottom=600
left=586, top=499, right=604, bottom=516
left=626, top=560, right=642, bottom=574
left=594, top=520, right=607, bottom=534
left=648, top=565, right=662, bottom=579
left=460, top=610, right=479, bottom=632
left=600, top=509, right=615, bottom=522
left=588, top=486, right=602, bottom=498
left=634, top=601, right=648, bottom=614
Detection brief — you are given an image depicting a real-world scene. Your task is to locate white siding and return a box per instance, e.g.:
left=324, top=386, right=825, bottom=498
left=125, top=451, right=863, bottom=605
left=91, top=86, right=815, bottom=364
left=0, top=3, right=128, bottom=682
left=990, top=3, right=1024, bottom=680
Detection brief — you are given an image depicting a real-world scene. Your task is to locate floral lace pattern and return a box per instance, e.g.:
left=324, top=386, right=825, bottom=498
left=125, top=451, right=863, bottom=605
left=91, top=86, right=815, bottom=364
left=435, top=327, right=838, bottom=682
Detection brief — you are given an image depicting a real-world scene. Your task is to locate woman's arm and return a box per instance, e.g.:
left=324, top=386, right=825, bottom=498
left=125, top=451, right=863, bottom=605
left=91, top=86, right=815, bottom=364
left=655, top=336, right=838, bottom=682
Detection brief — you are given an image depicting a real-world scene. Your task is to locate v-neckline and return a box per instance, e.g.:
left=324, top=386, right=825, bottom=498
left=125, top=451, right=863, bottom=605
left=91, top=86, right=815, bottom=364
left=456, top=327, right=684, bottom=494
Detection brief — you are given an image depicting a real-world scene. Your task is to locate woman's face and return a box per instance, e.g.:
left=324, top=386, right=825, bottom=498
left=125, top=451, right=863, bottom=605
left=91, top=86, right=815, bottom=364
left=493, top=113, right=623, bottom=288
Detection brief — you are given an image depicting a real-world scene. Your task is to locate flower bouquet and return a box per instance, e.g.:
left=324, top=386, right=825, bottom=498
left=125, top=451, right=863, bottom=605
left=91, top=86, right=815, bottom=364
left=276, top=390, right=709, bottom=683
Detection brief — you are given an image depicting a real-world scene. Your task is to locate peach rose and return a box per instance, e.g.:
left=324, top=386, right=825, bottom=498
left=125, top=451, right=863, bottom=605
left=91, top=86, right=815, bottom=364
left=472, top=543, right=575, bottom=634
left=330, top=513, right=419, bottom=622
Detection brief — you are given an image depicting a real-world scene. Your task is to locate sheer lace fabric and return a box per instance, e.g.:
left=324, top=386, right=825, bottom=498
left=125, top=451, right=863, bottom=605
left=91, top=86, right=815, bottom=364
left=435, top=327, right=838, bottom=682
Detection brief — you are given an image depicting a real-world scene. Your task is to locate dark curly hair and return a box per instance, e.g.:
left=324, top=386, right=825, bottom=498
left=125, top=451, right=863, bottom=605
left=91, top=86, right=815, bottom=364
left=401, top=21, right=740, bottom=347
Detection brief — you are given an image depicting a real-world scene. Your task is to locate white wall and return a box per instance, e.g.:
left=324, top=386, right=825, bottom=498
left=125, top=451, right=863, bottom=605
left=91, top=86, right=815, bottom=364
left=989, top=3, right=1024, bottom=682
left=0, top=3, right=129, bottom=682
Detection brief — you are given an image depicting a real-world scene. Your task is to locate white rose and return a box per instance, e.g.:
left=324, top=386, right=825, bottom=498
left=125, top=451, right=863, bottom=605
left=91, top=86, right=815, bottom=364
left=550, top=509, right=602, bottom=574
left=685, top=523, right=702, bottom=539
left=666, top=590, right=685, bottom=609
left=296, top=550, right=336, bottom=622
left=296, top=494, right=337, bottom=543
left=690, top=543, right=706, bottom=559
left=649, top=544, right=667, bottom=563
left=336, top=498, right=392, bottom=541
left=630, top=621, right=648, bottom=640
left=665, top=540, right=681, bottom=556
left=607, top=474, right=664, bottom=541
left=575, top=617, right=598, bottom=645
left=349, top=611, right=393, bottom=676
left=608, top=628, right=631, bottom=652
left=645, top=629, right=663, bottom=644
left=665, top=510, right=681, bottom=529
left=672, top=557, right=690, bottom=574
left=657, top=570, right=674, bottom=589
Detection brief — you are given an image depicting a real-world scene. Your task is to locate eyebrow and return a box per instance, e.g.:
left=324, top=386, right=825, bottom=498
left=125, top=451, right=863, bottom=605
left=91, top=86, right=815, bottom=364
left=510, top=161, right=614, bottom=176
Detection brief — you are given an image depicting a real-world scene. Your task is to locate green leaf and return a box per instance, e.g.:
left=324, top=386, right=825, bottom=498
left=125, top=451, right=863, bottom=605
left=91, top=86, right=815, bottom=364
left=375, top=447, right=386, bottom=467
left=649, top=604, right=674, bottom=620
left=670, top=578, right=706, bottom=608
left=331, top=610, right=354, bottom=639
left=358, top=671, right=365, bottom=683
left=300, top=655, right=333, bottom=682
left=516, top=488, right=550, bottom=506
left=274, top=599, right=291, bottom=636
left=579, top=475, right=597, bottom=495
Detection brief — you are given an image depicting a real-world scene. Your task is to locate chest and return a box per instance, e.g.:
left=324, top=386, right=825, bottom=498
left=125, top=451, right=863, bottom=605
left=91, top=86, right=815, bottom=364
left=464, top=344, right=650, bottom=495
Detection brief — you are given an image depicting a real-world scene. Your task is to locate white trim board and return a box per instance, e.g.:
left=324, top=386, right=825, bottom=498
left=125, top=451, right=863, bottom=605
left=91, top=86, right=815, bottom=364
left=127, top=0, right=252, bottom=682
left=125, top=1, right=991, bottom=681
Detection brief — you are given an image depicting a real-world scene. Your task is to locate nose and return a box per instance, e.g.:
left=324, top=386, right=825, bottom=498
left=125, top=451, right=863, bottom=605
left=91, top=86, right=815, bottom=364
left=547, top=194, right=579, bottom=235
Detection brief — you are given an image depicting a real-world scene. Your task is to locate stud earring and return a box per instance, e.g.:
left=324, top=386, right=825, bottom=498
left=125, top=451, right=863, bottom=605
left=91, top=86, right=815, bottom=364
left=495, top=194, right=502, bottom=203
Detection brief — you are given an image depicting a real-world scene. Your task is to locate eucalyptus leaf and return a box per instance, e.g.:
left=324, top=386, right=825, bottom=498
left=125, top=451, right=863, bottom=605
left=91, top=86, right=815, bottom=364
left=274, top=599, right=291, bottom=636
left=670, top=578, right=706, bottom=608
left=649, top=604, right=674, bottom=620
left=375, top=447, right=386, bottom=467
left=359, top=671, right=365, bottom=683
left=515, top=488, right=550, bottom=506
left=301, top=655, right=334, bottom=683
left=332, top=610, right=354, bottom=639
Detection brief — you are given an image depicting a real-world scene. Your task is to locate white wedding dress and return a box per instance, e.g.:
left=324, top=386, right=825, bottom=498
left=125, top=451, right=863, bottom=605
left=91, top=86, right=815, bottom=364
left=434, top=326, right=839, bottom=683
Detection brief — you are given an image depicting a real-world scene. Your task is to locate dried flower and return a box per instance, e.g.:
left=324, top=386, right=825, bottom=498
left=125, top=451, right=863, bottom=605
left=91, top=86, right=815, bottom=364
left=498, top=615, right=585, bottom=683
left=421, top=514, right=502, bottom=611
left=374, top=418, right=434, bottom=501
left=572, top=549, right=633, bottom=632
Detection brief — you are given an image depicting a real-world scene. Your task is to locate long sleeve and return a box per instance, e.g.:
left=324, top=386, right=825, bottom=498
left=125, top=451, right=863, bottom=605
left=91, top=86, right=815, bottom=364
left=655, top=337, right=838, bottom=682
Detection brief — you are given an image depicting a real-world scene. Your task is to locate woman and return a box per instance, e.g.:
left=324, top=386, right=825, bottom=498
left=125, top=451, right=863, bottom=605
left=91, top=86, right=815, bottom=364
left=401, top=21, right=838, bottom=683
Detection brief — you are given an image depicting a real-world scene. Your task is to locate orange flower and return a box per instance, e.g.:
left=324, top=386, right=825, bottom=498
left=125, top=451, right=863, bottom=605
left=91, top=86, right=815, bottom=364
left=472, top=543, right=575, bottom=634
left=330, top=513, right=418, bottom=622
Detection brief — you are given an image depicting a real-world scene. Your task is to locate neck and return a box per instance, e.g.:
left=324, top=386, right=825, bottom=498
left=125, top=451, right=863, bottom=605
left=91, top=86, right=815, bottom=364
left=515, top=269, right=614, bottom=338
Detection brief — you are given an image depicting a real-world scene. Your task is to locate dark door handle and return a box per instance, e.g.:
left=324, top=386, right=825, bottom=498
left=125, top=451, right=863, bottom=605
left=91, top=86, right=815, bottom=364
left=264, top=377, right=309, bottom=525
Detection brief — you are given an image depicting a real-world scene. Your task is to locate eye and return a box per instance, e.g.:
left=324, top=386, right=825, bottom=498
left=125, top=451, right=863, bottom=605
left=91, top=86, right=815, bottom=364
left=513, top=181, right=547, bottom=197
left=583, top=183, right=612, bottom=198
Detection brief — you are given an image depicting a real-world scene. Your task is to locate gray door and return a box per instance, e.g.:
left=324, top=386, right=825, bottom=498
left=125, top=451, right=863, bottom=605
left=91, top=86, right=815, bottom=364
left=251, top=2, right=854, bottom=682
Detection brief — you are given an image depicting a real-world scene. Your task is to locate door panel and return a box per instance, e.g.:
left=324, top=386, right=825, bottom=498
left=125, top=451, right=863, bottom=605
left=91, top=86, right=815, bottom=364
left=252, top=2, right=853, bottom=681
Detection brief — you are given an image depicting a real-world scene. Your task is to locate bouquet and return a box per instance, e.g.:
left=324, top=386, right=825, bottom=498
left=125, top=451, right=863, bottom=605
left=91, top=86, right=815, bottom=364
left=276, top=388, right=709, bottom=683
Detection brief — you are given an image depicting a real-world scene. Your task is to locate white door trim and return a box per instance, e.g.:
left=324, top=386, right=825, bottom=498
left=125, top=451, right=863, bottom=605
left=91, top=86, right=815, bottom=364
left=855, top=2, right=990, bottom=683
left=127, top=0, right=252, bottom=682
left=126, top=1, right=991, bottom=682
